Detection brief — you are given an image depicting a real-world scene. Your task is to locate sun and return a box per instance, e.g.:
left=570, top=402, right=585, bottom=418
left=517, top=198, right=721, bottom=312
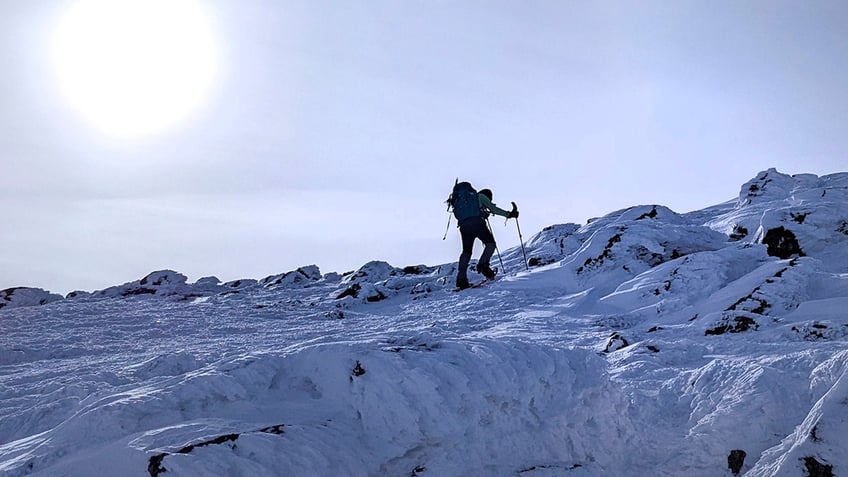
left=51, top=0, right=218, bottom=138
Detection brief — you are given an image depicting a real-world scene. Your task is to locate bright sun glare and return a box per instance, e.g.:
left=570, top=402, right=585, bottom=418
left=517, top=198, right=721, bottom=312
left=52, top=0, right=218, bottom=138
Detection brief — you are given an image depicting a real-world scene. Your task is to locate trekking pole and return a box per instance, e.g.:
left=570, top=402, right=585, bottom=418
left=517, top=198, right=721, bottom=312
left=512, top=202, right=529, bottom=270
left=442, top=213, right=452, bottom=240
left=485, top=217, right=506, bottom=274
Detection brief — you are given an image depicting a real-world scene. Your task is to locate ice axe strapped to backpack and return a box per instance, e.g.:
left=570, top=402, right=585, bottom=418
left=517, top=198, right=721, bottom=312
left=444, top=180, right=482, bottom=239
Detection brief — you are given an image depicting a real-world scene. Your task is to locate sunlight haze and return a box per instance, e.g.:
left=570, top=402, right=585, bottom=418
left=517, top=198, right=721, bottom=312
left=51, top=0, right=218, bottom=137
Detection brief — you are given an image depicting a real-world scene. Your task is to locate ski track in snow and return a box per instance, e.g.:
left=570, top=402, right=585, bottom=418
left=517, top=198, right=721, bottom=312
left=2, top=169, right=848, bottom=477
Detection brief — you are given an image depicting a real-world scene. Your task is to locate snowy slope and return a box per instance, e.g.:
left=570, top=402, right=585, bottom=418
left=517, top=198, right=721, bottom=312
left=1, top=168, right=847, bottom=477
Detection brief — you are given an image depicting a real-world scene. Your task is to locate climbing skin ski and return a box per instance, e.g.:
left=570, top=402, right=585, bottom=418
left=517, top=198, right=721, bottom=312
left=452, top=271, right=499, bottom=292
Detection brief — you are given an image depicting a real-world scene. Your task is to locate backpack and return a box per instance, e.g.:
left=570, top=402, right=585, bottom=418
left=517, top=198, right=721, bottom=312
left=447, top=181, right=481, bottom=221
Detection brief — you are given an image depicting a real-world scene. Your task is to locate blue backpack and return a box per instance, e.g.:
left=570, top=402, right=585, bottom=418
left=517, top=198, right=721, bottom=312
left=447, top=181, right=481, bottom=221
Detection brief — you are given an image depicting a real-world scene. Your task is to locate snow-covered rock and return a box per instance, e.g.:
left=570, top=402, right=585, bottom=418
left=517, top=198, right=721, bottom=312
left=222, top=278, right=258, bottom=289
left=0, top=287, right=62, bottom=310
left=90, top=270, right=191, bottom=298
left=260, top=265, right=323, bottom=288
left=524, top=223, right=581, bottom=267
left=708, top=168, right=848, bottom=268
left=344, top=260, right=399, bottom=283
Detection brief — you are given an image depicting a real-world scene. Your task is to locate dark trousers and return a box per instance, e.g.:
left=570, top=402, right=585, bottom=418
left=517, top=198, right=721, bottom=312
left=457, top=217, right=496, bottom=281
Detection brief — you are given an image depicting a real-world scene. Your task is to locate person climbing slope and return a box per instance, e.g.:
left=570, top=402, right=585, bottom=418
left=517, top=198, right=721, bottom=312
left=446, top=181, right=518, bottom=290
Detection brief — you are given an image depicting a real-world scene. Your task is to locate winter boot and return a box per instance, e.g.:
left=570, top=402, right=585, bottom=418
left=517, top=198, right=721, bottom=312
left=477, top=263, right=496, bottom=280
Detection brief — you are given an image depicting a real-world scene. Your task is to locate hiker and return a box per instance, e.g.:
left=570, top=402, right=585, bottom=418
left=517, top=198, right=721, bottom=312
left=447, top=182, right=518, bottom=289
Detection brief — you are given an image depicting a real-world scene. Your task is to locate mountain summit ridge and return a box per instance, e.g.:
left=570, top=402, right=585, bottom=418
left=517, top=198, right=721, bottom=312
left=5, top=168, right=847, bottom=307
left=1, top=168, right=847, bottom=476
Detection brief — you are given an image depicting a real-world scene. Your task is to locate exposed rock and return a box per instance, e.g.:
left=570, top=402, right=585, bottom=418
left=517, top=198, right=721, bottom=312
left=528, top=257, right=556, bottom=267
left=791, top=212, right=809, bottom=224
left=366, top=290, right=387, bottom=302
left=577, top=232, right=623, bottom=274
left=792, top=322, right=832, bottom=341
left=803, top=456, right=833, bottom=477
left=122, top=287, right=157, bottom=296
left=403, top=265, right=434, bottom=275
left=762, top=226, right=804, bottom=259
left=336, top=283, right=361, bottom=300
left=603, top=332, right=629, bottom=353
left=729, top=225, right=749, bottom=241
left=636, top=206, right=659, bottom=220
left=705, top=315, right=759, bottom=335
left=810, top=425, right=821, bottom=442
left=727, top=449, right=746, bottom=475
left=148, top=425, right=287, bottom=477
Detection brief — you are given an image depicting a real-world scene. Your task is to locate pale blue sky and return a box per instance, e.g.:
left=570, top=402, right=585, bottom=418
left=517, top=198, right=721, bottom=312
left=2, top=1, right=847, bottom=294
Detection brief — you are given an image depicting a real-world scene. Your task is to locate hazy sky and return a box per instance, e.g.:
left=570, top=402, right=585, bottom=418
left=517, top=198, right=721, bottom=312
left=2, top=1, right=847, bottom=295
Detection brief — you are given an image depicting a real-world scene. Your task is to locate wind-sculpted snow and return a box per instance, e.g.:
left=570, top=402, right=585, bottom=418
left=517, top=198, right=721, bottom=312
left=746, top=352, right=848, bottom=477
left=139, top=341, right=629, bottom=477
left=1, top=338, right=631, bottom=476
left=2, top=169, right=848, bottom=476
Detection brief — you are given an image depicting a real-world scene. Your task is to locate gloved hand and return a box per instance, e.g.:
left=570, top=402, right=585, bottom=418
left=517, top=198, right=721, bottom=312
left=508, top=202, right=519, bottom=219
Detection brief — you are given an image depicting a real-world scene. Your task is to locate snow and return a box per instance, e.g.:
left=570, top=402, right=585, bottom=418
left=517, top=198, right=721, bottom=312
left=2, top=169, right=847, bottom=476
